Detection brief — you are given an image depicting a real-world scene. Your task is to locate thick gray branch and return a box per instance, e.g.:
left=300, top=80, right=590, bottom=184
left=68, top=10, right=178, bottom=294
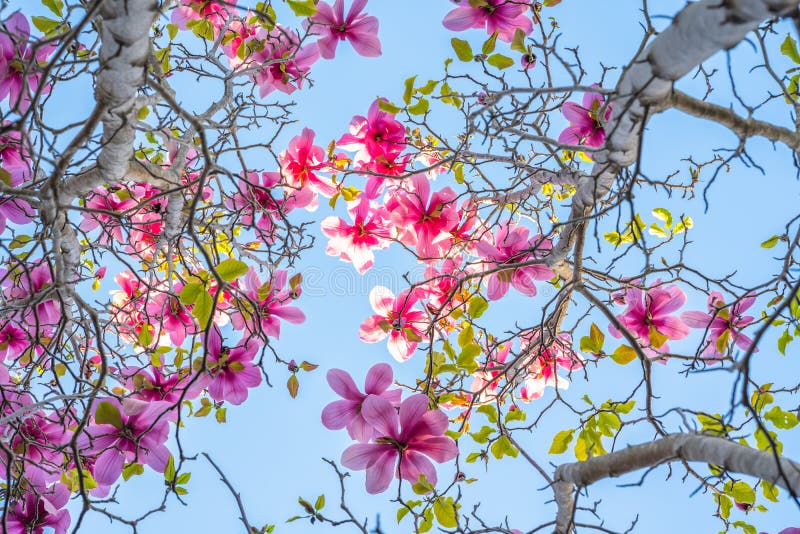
left=670, top=89, right=800, bottom=149
left=60, top=0, right=158, bottom=200
left=553, top=433, right=800, bottom=533
left=548, top=0, right=800, bottom=271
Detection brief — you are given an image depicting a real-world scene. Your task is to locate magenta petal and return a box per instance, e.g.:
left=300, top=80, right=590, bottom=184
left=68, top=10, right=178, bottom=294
left=413, top=435, right=458, bottom=462
left=347, top=414, right=375, bottom=442
left=94, top=449, right=125, bottom=486
left=364, top=362, right=393, bottom=394
left=681, top=311, right=711, bottom=328
left=361, top=394, right=399, bottom=437
left=399, top=450, right=436, bottom=485
left=442, top=7, right=485, bottom=32
left=655, top=315, right=690, bottom=340
left=326, top=368, right=363, bottom=400
left=365, top=448, right=397, bottom=494
left=398, top=394, right=429, bottom=434
left=321, top=399, right=359, bottom=429
left=342, top=442, right=392, bottom=470
left=486, top=273, right=508, bottom=301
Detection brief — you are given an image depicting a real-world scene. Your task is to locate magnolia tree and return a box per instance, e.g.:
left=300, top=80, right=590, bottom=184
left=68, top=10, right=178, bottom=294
left=0, top=0, right=799, bottom=532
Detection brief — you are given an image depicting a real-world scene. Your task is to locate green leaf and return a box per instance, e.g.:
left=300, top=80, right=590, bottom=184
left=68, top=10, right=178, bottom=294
left=287, top=374, right=299, bottom=398
left=781, top=34, right=800, bottom=64
left=167, top=23, right=179, bottom=40
left=731, top=481, right=756, bottom=504
left=136, top=106, right=150, bottom=121
left=397, top=507, right=410, bottom=523
left=717, top=493, right=733, bottom=520
left=490, top=435, right=518, bottom=459
left=482, top=32, right=498, bottom=55
left=764, top=405, right=798, bottom=429
left=458, top=324, right=474, bottom=348
left=651, top=208, right=673, bottom=228
left=504, top=408, right=526, bottom=423
left=477, top=404, right=498, bottom=423
left=487, top=53, right=514, bottom=69
left=215, top=407, right=227, bottom=423
left=95, top=401, right=123, bottom=429
left=778, top=329, right=792, bottom=355
left=733, top=521, right=757, bottom=534
left=548, top=429, right=574, bottom=454
left=179, top=282, right=204, bottom=305
left=579, top=323, right=604, bottom=354
left=165, top=456, right=176, bottom=481
left=433, top=497, right=458, bottom=528
left=411, top=474, right=435, bottom=495
left=287, top=0, right=318, bottom=17
left=403, top=76, right=417, bottom=105
left=417, top=80, right=438, bottom=95
left=610, top=345, right=637, bottom=365
left=42, top=0, right=65, bottom=17
left=761, top=235, right=780, bottom=249
left=762, top=481, right=779, bottom=503
left=408, top=98, right=429, bottom=115
left=467, top=296, right=488, bottom=318
left=193, top=290, right=214, bottom=327
left=510, top=28, right=527, bottom=53
left=314, top=494, right=325, bottom=510
left=215, top=258, right=249, bottom=282
left=469, top=425, right=493, bottom=444
left=377, top=99, right=402, bottom=114
left=122, top=463, right=144, bottom=481
left=8, top=235, right=31, bottom=250
left=648, top=223, right=669, bottom=238
left=31, top=16, right=61, bottom=36
left=465, top=452, right=482, bottom=463
left=457, top=343, right=481, bottom=373
left=176, top=472, right=191, bottom=485
left=451, top=38, right=473, bottom=61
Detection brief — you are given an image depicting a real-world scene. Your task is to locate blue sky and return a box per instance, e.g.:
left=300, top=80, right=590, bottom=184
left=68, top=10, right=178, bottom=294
left=10, top=0, right=800, bottom=532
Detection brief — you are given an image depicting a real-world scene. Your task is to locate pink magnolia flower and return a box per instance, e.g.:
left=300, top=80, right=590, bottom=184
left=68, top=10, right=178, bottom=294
left=681, top=292, right=757, bottom=358
left=321, top=363, right=402, bottom=441
left=199, top=326, right=262, bottom=405
left=279, top=127, right=336, bottom=210
left=385, top=174, right=459, bottom=259
left=419, top=256, right=474, bottom=323
left=0, top=13, right=56, bottom=113
left=338, top=99, right=406, bottom=168
left=609, top=282, right=690, bottom=357
left=558, top=87, right=613, bottom=148
left=442, top=0, right=533, bottom=43
left=145, top=287, right=195, bottom=347
left=0, top=322, right=30, bottom=360
left=222, top=14, right=259, bottom=66
left=79, top=398, right=172, bottom=487
left=476, top=222, right=554, bottom=300
left=1, top=409, right=68, bottom=473
left=2, top=261, right=60, bottom=327
left=231, top=268, right=305, bottom=339
left=321, top=196, right=391, bottom=273
left=470, top=342, right=510, bottom=403
left=247, top=27, right=319, bottom=96
left=518, top=331, right=584, bottom=401
left=226, top=171, right=292, bottom=243
left=0, top=125, right=31, bottom=183
left=341, top=394, right=458, bottom=493
left=171, top=0, right=234, bottom=38
left=6, top=474, right=70, bottom=534
left=307, top=0, right=381, bottom=59
left=359, top=286, right=429, bottom=362
left=80, top=184, right=139, bottom=244
left=120, top=365, right=200, bottom=403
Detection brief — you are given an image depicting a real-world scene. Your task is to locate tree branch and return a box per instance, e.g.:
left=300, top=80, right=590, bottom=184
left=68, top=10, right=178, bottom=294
left=553, top=433, right=800, bottom=533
